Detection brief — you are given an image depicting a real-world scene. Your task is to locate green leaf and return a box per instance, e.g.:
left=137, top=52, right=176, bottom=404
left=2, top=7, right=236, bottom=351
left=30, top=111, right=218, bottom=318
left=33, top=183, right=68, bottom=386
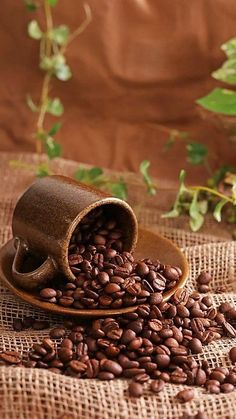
left=186, top=142, right=208, bottom=165
left=110, top=180, right=127, bottom=200
left=50, top=25, right=69, bottom=45
left=208, top=165, right=234, bottom=188
left=26, top=94, right=38, bottom=112
left=46, top=98, right=64, bottom=116
left=28, top=20, right=42, bottom=40
left=232, top=176, right=236, bottom=204
left=189, top=191, right=204, bottom=231
left=74, top=168, right=86, bottom=182
left=213, top=199, right=228, bottom=222
left=198, top=200, right=208, bottom=215
left=44, top=136, right=62, bottom=159
left=46, top=0, right=57, bottom=6
left=197, top=88, right=236, bottom=116
left=55, top=63, right=72, bottom=81
left=179, top=169, right=188, bottom=194
left=40, top=56, right=53, bottom=71
left=24, top=0, right=39, bottom=11
left=139, top=160, right=156, bottom=196
left=212, top=59, right=236, bottom=85
left=88, top=167, right=103, bottom=180
left=221, top=37, right=236, bottom=58
left=48, top=122, right=62, bottom=136
left=36, top=164, right=50, bottom=177
left=162, top=208, right=180, bottom=219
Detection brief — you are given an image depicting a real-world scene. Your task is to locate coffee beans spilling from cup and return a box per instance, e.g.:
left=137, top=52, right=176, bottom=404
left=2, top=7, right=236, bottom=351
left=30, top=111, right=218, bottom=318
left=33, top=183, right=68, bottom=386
left=38, top=207, right=182, bottom=309
left=2, top=284, right=236, bottom=404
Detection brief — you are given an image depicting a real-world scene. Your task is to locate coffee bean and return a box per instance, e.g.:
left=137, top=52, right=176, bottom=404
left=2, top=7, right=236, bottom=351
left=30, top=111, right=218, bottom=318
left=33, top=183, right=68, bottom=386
left=135, top=262, right=149, bottom=277
left=176, top=388, right=194, bottom=403
left=0, top=351, right=21, bottom=364
left=33, top=320, right=50, bottom=330
left=40, top=288, right=57, bottom=299
left=229, top=347, right=236, bottom=363
left=134, top=373, right=149, bottom=383
left=150, top=379, right=165, bottom=393
left=196, top=272, right=212, bottom=285
left=13, top=318, right=23, bottom=332
left=97, top=371, right=115, bottom=380
left=58, top=347, right=73, bottom=363
left=220, top=383, right=234, bottom=393
left=128, top=381, right=143, bottom=397
left=100, top=359, right=122, bottom=376
left=50, top=327, right=66, bottom=339
left=148, top=319, right=162, bottom=332
left=163, top=266, right=179, bottom=281
left=189, top=338, right=203, bottom=354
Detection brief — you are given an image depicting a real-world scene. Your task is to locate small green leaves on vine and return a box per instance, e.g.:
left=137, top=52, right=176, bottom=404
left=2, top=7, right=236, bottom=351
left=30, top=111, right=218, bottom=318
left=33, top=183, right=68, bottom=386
left=50, top=25, right=70, bottom=45
left=139, top=160, right=156, bottom=196
left=28, top=20, right=42, bottom=39
left=213, top=199, right=228, bottom=222
left=46, top=98, right=64, bottom=116
left=186, top=142, right=208, bottom=165
left=48, top=121, right=62, bottom=136
left=164, top=169, right=236, bottom=232
left=74, top=167, right=127, bottom=200
left=44, top=137, right=62, bottom=159
left=189, top=190, right=204, bottom=232
left=24, top=1, right=39, bottom=11
left=197, top=88, right=236, bottom=116
left=162, top=170, right=188, bottom=219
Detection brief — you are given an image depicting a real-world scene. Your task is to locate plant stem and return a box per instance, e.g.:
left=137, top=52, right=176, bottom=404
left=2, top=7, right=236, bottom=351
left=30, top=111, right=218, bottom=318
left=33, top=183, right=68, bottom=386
left=190, top=185, right=234, bottom=204
left=35, top=0, right=53, bottom=154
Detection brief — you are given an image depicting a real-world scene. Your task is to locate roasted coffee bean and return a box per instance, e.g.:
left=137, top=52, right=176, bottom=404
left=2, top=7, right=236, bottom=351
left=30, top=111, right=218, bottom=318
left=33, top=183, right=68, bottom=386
left=40, top=288, right=57, bottom=299
left=196, top=272, right=212, bottom=285
left=197, top=284, right=210, bottom=293
left=163, top=266, right=179, bottom=282
left=176, top=388, right=194, bottom=403
left=170, top=369, right=187, bottom=384
left=13, top=318, right=23, bottom=332
left=189, top=338, right=203, bottom=354
left=33, top=320, right=50, bottom=330
left=58, top=347, right=73, bottom=363
left=49, top=327, right=66, bottom=339
left=128, top=381, right=143, bottom=397
left=223, top=321, right=236, bottom=337
left=97, top=371, right=115, bottom=380
left=134, top=373, right=150, bottom=383
left=100, top=359, right=122, bottom=376
left=0, top=351, right=21, bottom=364
left=220, top=383, right=234, bottom=393
left=148, top=319, right=162, bottom=332
left=209, top=370, right=225, bottom=383
left=229, top=347, right=236, bottom=363
left=22, top=316, right=34, bottom=329
left=150, top=379, right=165, bottom=393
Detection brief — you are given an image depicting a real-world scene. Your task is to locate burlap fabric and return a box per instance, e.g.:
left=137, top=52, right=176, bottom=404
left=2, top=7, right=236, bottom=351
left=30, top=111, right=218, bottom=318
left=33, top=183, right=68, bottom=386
left=0, top=152, right=235, bottom=419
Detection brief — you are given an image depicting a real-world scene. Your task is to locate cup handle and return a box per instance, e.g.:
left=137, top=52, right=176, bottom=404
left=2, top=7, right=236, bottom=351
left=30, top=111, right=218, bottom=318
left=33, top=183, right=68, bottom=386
left=12, top=237, right=57, bottom=290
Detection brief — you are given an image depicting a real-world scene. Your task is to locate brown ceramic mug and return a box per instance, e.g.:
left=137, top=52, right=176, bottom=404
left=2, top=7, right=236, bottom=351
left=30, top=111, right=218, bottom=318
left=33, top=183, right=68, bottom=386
left=12, top=175, right=138, bottom=291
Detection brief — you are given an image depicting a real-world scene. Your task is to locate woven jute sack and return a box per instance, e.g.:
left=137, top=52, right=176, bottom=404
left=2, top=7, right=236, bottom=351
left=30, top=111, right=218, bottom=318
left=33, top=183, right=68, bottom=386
left=0, top=153, right=236, bottom=418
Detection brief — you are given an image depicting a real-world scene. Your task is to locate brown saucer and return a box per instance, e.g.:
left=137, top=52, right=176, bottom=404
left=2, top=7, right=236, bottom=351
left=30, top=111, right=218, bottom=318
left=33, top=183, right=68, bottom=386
left=0, top=228, right=189, bottom=317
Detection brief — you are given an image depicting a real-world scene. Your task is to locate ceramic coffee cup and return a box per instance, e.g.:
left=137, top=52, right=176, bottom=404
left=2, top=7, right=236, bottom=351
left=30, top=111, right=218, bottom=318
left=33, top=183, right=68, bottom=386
left=12, top=175, right=138, bottom=290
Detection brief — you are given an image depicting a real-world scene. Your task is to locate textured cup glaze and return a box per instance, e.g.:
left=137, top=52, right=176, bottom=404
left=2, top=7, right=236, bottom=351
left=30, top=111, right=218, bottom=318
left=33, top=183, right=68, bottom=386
left=12, top=175, right=138, bottom=290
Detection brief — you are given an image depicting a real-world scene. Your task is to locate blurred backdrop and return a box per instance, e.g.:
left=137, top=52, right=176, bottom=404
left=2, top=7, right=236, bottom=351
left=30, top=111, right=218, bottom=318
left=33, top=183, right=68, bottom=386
left=0, top=0, right=236, bottom=182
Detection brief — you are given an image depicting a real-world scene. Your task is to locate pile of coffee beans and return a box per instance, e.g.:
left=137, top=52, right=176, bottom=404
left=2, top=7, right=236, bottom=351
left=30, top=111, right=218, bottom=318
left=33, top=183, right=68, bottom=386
left=13, top=316, right=49, bottom=332
left=2, top=286, right=236, bottom=405
left=38, top=207, right=182, bottom=309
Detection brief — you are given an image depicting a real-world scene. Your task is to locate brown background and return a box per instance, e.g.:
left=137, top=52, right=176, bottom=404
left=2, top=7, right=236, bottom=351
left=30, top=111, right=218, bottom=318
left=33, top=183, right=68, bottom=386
left=0, top=0, right=236, bottom=182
